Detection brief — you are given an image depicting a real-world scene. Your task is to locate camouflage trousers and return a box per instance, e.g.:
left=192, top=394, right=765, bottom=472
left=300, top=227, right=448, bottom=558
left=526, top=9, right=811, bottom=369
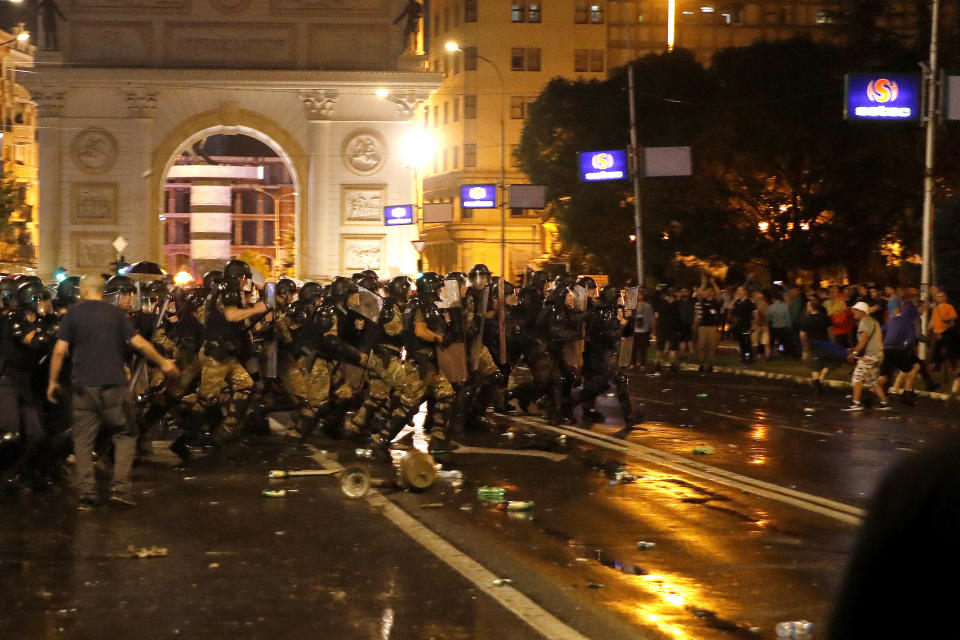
left=181, top=348, right=254, bottom=436
left=350, top=349, right=414, bottom=435
left=392, top=357, right=455, bottom=441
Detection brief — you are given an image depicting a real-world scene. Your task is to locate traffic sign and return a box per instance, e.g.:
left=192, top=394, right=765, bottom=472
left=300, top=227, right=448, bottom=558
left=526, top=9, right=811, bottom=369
left=112, top=236, right=128, bottom=254
left=411, top=240, right=426, bottom=253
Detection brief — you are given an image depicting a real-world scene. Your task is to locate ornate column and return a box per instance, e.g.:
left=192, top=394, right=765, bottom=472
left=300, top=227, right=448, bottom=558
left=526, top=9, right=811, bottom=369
left=31, top=88, right=65, bottom=279
left=122, top=88, right=159, bottom=261
left=299, top=89, right=337, bottom=278
left=166, top=165, right=262, bottom=277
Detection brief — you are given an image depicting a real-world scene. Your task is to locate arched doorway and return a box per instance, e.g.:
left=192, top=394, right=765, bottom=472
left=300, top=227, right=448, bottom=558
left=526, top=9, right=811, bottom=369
left=151, top=108, right=308, bottom=280
left=161, top=131, right=299, bottom=280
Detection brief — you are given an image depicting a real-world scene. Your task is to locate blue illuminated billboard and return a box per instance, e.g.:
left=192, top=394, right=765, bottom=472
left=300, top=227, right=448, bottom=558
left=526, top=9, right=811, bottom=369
left=460, top=184, right=497, bottom=208
left=844, top=73, right=921, bottom=121
left=383, top=204, right=414, bottom=226
left=579, top=149, right=628, bottom=182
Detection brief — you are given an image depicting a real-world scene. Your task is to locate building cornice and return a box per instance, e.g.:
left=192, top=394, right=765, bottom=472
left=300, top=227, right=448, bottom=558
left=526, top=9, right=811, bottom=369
left=22, top=68, right=442, bottom=92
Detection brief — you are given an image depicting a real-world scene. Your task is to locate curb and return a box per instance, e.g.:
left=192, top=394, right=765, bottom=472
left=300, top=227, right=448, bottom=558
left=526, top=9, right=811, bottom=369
left=669, top=362, right=956, bottom=403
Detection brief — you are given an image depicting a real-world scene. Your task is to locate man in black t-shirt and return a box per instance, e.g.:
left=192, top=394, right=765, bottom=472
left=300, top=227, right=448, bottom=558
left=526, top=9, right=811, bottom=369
left=694, top=282, right=722, bottom=369
left=653, top=290, right=681, bottom=369
left=729, top=286, right=755, bottom=363
left=47, top=276, right=177, bottom=510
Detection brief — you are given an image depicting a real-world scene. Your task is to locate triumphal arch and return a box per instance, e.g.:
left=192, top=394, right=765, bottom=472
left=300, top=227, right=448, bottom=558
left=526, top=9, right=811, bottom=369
left=25, top=0, right=437, bottom=279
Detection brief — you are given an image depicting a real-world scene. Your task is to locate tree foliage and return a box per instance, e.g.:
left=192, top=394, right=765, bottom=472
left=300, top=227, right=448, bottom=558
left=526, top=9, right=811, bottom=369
left=516, top=37, right=934, bottom=285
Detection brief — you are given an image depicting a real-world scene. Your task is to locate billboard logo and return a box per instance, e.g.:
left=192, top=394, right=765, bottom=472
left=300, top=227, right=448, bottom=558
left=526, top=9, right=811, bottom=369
left=591, top=153, right=615, bottom=170
left=461, top=184, right=497, bottom=208
left=383, top=204, right=414, bottom=226
left=468, top=186, right=488, bottom=200
left=579, top=149, right=627, bottom=181
left=867, top=78, right=898, bottom=104
left=846, top=73, right=919, bottom=121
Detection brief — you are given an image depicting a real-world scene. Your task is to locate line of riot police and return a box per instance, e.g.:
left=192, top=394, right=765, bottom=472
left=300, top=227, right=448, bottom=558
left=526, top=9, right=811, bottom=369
left=1, top=259, right=643, bottom=489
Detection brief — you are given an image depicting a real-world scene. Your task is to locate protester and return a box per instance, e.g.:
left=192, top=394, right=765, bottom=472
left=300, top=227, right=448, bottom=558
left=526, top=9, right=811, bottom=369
left=751, top=290, right=771, bottom=361
left=768, top=291, right=795, bottom=359
left=880, top=300, right=919, bottom=404
left=799, top=297, right=839, bottom=394
left=631, top=290, right=654, bottom=370
left=653, top=289, right=681, bottom=370
left=843, top=301, right=890, bottom=411
left=729, top=286, right=755, bottom=364
left=47, top=275, right=179, bottom=509
left=693, top=280, right=722, bottom=370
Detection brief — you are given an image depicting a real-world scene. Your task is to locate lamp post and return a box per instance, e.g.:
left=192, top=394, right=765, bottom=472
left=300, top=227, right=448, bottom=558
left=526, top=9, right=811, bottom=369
left=0, top=30, right=29, bottom=47
left=445, top=41, right=507, bottom=282
left=253, top=188, right=297, bottom=279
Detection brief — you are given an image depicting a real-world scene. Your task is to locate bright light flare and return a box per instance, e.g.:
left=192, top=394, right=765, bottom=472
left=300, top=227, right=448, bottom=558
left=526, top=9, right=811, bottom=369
left=174, top=271, right=193, bottom=287
left=401, top=128, right=436, bottom=168
left=667, top=0, right=676, bottom=51
left=16, top=32, right=29, bottom=42
left=375, top=88, right=389, bottom=99
left=444, top=41, right=461, bottom=53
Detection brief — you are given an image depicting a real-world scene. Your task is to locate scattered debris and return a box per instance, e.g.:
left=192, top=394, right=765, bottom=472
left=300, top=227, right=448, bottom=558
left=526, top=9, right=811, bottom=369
left=268, top=469, right=338, bottom=479
left=420, top=502, right=444, bottom=509
left=459, top=503, right=474, bottom=512
left=692, top=445, right=715, bottom=456
left=574, top=557, right=590, bottom=563
left=208, top=563, right=220, bottom=569
left=436, top=469, right=464, bottom=480
left=610, top=468, right=636, bottom=484
left=697, top=393, right=709, bottom=398
left=103, top=546, right=168, bottom=560
left=503, top=500, right=534, bottom=512
left=492, top=578, right=513, bottom=587
left=636, top=541, right=656, bottom=550
left=477, top=486, right=507, bottom=503
left=775, top=620, right=814, bottom=638
left=587, top=582, right=604, bottom=589
left=262, top=489, right=297, bottom=498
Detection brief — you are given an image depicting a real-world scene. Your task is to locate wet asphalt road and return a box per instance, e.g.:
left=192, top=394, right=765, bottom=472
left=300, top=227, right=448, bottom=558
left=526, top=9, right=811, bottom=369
left=0, top=368, right=955, bottom=639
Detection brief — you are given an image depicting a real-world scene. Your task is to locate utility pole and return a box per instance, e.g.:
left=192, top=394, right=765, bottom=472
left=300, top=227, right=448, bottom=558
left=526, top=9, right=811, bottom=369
left=627, top=62, right=644, bottom=289
left=920, top=0, right=940, bottom=357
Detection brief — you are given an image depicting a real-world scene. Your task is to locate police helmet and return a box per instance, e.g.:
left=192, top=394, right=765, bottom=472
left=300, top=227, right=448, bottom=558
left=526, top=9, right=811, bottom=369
left=386, top=275, right=413, bottom=301
left=598, top=284, right=620, bottom=307
left=445, top=271, right=467, bottom=288
left=553, top=273, right=577, bottom=291
left=354, top=273, right=380, bottom=293
left=1, top=277, right=19, bottom=309
left=105, top=275, right=136, bottom=294
left=56, top=276, right=81, bottom=306
left=576, top=276, right=597, bottom=291
left=490, top=277, right=516, bottom=300
left=329, top=276, right=360, bottom=300
left=17, top=280, right=52, bottom=309
left=416, top=272, right=444, bottom=298
left=528, top=270, right=550, bottom=292
left=276, top=278, right=298, bottom=298
left=143, top=279, right=167, bottom=300
left=223, top=259, right=252, bottom=283
left=299, top=281, right=323, bottom=304
left=202, top=271, right=224, bottom=289
left=468, top=264, right=491, bottom=287
left=287, top=299, right=312, bottom=325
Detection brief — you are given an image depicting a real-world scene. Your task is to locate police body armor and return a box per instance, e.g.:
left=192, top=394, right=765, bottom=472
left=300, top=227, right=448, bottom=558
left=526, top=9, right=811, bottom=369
left=203, top=283, right=250, bottom=362
left=539, top=295, right=585, bottom=369
left=365, top=297, right=404, bottom=363
left=436, top=281, right=468, bottom=383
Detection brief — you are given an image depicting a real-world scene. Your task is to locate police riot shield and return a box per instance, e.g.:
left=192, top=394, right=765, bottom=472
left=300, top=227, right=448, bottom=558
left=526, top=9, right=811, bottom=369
left=349, top=288, right=384, bottom=322
left=261, top=282, right=278, bottom=379
left=563, top=286, right=588, bottom=368
left=264, top=282, right=276, bottom=311
left=469, top=287, right=490, bottom=371
left=622, top=286, right=639, bottom=311
left=436, top=284, right=468, bottom=383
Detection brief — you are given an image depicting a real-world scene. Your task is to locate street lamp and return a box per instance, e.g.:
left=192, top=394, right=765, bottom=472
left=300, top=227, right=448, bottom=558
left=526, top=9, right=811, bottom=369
left=253, top=188, right=297, bottom=279
left=445, top=40, right=507, bottom=283
left=0, top=31, right=29, bottom=47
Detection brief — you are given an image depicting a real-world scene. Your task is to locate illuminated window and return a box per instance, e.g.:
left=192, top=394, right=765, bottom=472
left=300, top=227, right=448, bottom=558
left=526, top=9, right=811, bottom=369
left=816, top=8, right=832, bottom=23
left=512, top=2, right=525, bottom=21
left=575, top=0, right=604, bottom=23
left=465, top=0, right=478, bottom=22
left=443, top=6, right=449, bottom=30
left=528, top=3, right=541, bottom=21
left=464, top=143, right=477, bottom=167
left=464, top=95, right=477, bottom=119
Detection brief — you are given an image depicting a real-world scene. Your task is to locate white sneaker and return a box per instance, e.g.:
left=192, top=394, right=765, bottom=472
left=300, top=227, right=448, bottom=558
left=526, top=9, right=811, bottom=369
left=876, top=402, right=892, bottom=411
left=842, top=402, right=864, bottom=412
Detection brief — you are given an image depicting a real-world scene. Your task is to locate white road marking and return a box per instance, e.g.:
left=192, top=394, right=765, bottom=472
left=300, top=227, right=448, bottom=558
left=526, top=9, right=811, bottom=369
left=507, top=415, right=865, bottom=525
left=268, top=417, right=590, bottom=640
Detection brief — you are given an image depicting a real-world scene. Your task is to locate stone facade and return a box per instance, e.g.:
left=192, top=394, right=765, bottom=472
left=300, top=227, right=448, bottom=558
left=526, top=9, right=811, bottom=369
left=26, top=1, right=437, bottom=279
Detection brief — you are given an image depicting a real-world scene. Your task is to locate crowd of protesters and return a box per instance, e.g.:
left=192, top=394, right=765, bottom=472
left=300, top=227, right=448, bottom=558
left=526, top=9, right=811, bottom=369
left=627, top=278, right=959, bottom=409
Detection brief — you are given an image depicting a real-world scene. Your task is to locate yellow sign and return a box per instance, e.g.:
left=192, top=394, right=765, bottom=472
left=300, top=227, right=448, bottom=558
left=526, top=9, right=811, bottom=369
left=581, top=274, right=609, bottom=287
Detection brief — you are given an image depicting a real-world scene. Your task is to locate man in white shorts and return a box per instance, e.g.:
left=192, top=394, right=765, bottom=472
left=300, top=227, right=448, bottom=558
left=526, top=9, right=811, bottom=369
left=843, top=301, right=890, bottom=412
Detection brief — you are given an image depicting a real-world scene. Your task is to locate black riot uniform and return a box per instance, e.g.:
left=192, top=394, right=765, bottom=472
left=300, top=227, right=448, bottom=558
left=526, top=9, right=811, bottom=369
left=391, top=272, right=456, bottom=453
left=350, top=276, right=413, bottom=440
left=459, top=264, right=504, bottom=430
left=566, top=284, right=641, bottom=428
left=538, top=280, right=587, bottom=424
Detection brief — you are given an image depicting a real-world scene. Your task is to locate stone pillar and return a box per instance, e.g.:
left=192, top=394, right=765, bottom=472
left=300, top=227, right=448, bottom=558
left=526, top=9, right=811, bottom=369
left=31, top=88, right=65, bottom=279
left=299, top=90, right=337, bottom=279
left=166, top=165, right=262, bottom=277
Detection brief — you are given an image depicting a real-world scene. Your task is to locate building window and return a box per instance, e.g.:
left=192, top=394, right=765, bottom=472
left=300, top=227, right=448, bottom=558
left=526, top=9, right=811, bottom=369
left=815, top=8, right=832, bottom=23
left=590, top=49, right=604, bottom=72
left=443, top=6, right=450, bottom=30
left=173, top=189, right=190, bottom=213
left=529, top=3, right=542, bottom=21
left=464, top=143, right=477, bottom=167
left=453, top=145, right=460, bottom=169
left=721, top=3, right=745, bottom=24
left=511, top=96, right=535, bottom=119
left=443, top=55, right=449, bottom=75
left=169, top=220, right=190, bottom=245
left=511, top=47, right=541, bottom=71
left=453, top=97, right=461, bottom=121
left=263, top=221, right=275, bottom=246
left=512, top=2, right=525, bottom=22
left=465, top=0, right=478, bottom=22
left=424, top=108, right=429, bottom=127
left=433, top=105, right=439, bottom=127
left=464, top=94, right=477, bottom=119
left=454, top=3, right=460, bottom=25
left=575, top=0, right=604, bottom=23
left=510, top=144, right=520, bottom=168
left=453, top=54, right=460, bottom=74
left=574, top=49, right=588, bottom=72
left=464, top=46, right=478, bottom=71
left=240, top=221, right=258, bottom=246
left=434, top=14, right=440, bottom=34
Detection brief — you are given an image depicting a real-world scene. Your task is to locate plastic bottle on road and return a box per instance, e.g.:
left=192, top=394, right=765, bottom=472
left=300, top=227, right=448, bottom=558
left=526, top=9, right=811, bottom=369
left=775, top=620, right=814, bottom=638
left=437, top=469, right=464, bottom=480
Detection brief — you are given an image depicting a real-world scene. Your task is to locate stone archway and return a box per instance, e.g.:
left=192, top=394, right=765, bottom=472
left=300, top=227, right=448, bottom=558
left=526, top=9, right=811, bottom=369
left=150, top=105, right=308, bottom=277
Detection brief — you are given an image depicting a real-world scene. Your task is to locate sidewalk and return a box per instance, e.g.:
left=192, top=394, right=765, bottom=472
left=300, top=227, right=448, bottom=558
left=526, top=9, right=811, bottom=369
left=641, top=342, right=957, bottom=403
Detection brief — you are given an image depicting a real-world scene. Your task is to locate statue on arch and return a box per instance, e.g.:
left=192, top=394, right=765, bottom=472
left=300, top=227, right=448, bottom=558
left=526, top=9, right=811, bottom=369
left=393, top=0, right=423, bottom=54
left=35, top=0, right=67, bottom=51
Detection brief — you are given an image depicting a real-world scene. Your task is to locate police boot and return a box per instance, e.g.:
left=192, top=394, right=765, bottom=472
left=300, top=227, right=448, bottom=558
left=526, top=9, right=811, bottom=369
left=169, top=434, right=193, bottom=466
